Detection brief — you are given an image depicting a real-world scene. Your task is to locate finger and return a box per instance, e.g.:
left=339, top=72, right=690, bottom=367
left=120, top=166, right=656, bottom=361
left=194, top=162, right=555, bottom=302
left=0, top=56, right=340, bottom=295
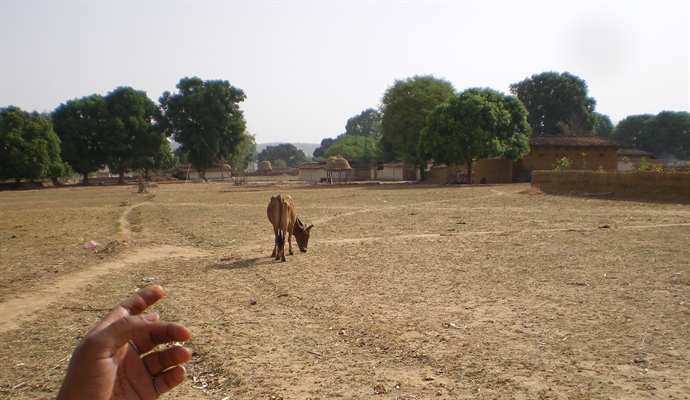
left=89, top=285, right=164, bottom=334
left=153, top=364, right=187, bottom=396
left=89, top=313, right=161, bottom=354
left=142, top=345, right=192, bottom=376
left=130, top=322, right=191, bottom=355
left=117, top=285, right=164, bottom=316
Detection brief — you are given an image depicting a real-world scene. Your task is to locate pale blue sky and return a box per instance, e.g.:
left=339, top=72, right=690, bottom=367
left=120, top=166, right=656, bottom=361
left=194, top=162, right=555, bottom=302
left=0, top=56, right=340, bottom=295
left=1, top=1, right=688, bottom=144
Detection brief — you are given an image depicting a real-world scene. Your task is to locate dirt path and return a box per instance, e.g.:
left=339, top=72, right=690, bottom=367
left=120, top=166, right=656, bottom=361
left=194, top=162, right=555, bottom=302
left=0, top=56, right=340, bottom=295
left=0, top=202, right=208, bottom=333
left=0, top=245, right=206, bottom=333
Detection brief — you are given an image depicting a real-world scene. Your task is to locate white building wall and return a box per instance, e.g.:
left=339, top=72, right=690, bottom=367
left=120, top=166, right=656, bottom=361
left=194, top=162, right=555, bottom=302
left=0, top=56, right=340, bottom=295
left=299, top=169, right=328, bottom=182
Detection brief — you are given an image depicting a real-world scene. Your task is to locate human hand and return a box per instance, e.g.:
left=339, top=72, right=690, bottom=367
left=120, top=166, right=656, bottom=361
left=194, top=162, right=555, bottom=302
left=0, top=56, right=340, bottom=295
left=56, top=285, right=192, bottom=400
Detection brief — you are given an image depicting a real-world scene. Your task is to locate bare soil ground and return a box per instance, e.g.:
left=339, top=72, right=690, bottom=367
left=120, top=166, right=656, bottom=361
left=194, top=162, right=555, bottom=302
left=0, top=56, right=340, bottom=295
left=1, top=179, right=689, bottom=399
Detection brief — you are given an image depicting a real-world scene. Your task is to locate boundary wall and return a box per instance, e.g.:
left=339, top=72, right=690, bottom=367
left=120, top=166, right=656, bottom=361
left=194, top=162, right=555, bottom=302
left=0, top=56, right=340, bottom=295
left=531, top=171, right=690, bottom=204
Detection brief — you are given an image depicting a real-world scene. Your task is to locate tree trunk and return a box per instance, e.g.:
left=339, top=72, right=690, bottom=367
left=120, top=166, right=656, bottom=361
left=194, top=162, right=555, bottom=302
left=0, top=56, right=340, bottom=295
left=82, top=174, right=90, bottom=185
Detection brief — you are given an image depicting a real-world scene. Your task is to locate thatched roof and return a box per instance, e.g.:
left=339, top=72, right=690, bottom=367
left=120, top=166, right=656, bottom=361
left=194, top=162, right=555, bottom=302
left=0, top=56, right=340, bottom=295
left=326, top=156, right=352, bottom=171
left=258, top=160, right=273, bottom=171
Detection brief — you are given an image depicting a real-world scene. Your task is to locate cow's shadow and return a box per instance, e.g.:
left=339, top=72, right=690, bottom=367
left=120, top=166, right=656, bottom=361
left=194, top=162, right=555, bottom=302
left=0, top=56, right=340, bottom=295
left=206, top=256, right=265, bottom=270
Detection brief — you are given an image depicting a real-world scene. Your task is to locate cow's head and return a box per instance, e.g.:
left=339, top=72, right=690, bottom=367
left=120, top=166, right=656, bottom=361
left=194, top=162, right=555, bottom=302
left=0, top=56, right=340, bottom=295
left=293, top=218, right=314, bottom=252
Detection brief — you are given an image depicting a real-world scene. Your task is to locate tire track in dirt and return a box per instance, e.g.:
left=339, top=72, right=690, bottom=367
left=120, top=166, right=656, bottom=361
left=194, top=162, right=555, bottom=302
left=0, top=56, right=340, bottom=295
left=0, top=203, right=209, bottom=333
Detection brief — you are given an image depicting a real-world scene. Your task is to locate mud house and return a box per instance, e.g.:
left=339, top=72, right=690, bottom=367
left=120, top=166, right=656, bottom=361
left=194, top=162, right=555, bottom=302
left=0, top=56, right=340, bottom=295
left=617, top=149, right=665, bottom=171
left=520, top=135, right=622, bottom=171
left=372, top=160, right=418, bottom=181
left=473, top=135, right=624, bottom=184
left=297, top=162, right=328, bottom=182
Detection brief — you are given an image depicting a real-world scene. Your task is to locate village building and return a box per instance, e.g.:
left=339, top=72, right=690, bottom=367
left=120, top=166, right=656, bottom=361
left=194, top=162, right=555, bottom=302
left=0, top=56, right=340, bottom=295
left=473, top=135, right=624, bottom=184
left=297, top=162, right=328, bottom=182
left=371, top=160, right=418, bottom=181
left=617, top=148, right=665, bottom=171
left=169, top=163, right=232, bottom=181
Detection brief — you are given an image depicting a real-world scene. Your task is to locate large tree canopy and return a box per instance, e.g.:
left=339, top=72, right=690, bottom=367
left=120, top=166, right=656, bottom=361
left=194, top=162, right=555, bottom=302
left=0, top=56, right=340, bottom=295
left=130, top=139, right=179, bottom=181
left=104, top=86, right=163, bottom=183
left=312, top=138, right=335, bottom=158
left=612, top=111, right=689, bottom=160
left=418, top=88, right=532, bottom=183
left=592, top=113, right=614, bottom=138
left=158, top=77, right=247, bottom=178
left=0, top=106, right=66, bottom=185
left=344, top=108, right=382, bottom=138
left=258, top=143, right=307, bottom=167
left=510, top=71, right=596, bottom=136
left=611, top=114, right=654, bottom=150
left=380, top=75, right=455, bottom=166
left=52, top=94, right=109, bottom=184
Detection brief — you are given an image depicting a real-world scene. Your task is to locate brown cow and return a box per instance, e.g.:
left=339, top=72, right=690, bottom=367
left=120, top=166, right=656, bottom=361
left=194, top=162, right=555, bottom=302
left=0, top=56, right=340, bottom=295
left=267, top=194, right=313, bottom=262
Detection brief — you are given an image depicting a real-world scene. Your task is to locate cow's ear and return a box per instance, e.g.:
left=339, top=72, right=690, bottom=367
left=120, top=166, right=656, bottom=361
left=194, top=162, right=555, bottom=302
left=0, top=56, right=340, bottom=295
left=306, top=224, right=314, bottom=232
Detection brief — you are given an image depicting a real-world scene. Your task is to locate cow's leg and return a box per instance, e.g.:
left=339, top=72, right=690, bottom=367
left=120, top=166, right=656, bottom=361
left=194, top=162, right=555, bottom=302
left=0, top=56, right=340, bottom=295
left=272, top=226, right=279, bottom=259
left=287, top=229, right=294, bottom=255
left=279, top=230, right=287, bottom=262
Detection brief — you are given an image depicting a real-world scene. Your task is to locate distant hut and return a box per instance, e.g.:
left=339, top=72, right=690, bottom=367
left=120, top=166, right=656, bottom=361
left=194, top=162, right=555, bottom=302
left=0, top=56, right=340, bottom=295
left=325, top=156, right=352, bottom=185
left=258, top=160, right=273, bottom=173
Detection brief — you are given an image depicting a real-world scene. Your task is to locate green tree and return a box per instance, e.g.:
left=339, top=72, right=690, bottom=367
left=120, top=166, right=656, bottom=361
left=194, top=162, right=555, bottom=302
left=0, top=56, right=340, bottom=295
left=377, top=135, right=398, bottom=162
left=258, top=143, right=307, bottom=167
left=227, top=133, right=257, bottom=173
left=418, top=88, right=531, bottom=184
left=51, top=94, right=109, bottom=184
left=158, top=77, right=247, bottom=179
left=104, top=87, right=162, bottom=184
left=324, top=135, right=378, bottom=166
left=510, top=71, right=596, bottom=136
left=611, top=114, right=655, bottom=152
left=130, top=140, right=179, bottom=181
left=644, top=111, right=690, bottom=160
left=380, top=75, right=455, bottom=166
left=0, top=106, right=65, bottom=186
left=345, top=108, right=382, bottom=138
left=592, top=113, right=614, bottom=138
left=313, top=138, right=335, bottom=158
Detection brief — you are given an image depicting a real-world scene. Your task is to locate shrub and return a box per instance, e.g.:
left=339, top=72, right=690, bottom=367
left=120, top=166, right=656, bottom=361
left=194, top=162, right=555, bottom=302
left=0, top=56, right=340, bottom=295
left=554, top=157, right=571, bottom=171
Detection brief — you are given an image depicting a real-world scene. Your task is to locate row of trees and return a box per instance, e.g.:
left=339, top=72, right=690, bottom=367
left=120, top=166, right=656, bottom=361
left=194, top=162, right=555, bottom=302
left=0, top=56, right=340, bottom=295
left=314, top=71, right=688, bottom=173
left=603, top=111, right=689, bottom=161
left=1, top=77, right=254, bottom=185
left=3, top=71, right=687, bottom=186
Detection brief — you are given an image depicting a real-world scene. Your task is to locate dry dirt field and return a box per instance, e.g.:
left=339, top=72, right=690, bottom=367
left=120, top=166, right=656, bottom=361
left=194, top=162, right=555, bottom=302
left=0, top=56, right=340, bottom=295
left=1, top=178, right=689, bottom=399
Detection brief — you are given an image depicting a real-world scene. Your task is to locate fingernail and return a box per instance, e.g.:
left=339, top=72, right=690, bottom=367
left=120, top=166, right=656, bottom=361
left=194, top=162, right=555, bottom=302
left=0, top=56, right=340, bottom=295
left=143, top=313, right=160, bottom=322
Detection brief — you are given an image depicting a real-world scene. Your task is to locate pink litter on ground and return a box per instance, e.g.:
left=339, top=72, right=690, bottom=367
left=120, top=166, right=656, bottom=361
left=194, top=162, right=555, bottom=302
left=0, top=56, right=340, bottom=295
left=84, top=240, right=99, bottom=249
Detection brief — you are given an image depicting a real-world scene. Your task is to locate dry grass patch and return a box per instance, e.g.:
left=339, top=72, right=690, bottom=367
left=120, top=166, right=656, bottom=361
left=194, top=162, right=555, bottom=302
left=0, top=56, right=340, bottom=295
left=1, top=181, right=689, bottom=399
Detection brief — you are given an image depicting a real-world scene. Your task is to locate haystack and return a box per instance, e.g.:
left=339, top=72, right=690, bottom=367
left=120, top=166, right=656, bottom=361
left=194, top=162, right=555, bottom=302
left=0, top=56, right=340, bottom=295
left=258, top=160, right=273, bottom=172
left=326, top=156, right=352, bottom=171
left=325, top=156, right=352, bottom=185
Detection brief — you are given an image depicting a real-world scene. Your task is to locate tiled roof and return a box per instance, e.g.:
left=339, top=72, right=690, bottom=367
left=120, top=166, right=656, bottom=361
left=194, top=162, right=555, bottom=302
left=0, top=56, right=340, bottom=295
left=529, top=135, right=624, bottom=148
left=618, top=148, right=659, bottom=158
